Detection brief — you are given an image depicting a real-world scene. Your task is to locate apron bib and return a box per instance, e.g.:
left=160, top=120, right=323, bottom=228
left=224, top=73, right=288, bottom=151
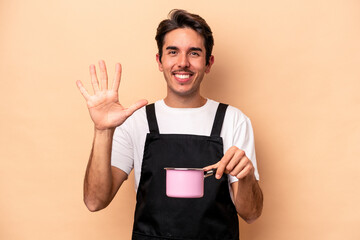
left=132, top=103, right=239, bottom=240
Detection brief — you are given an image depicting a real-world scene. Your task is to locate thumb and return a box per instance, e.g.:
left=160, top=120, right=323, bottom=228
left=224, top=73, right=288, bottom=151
left=124, top=99, right=148, bottom=117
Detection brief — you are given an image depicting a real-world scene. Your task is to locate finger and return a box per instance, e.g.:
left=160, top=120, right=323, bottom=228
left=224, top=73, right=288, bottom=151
left=226, top=157, right=241, bottom=174
left=203, top=163, right=218, bottom=172
left=236, top=164, right=254, bottom=179
left=98, top=60, right=108, bottom=90
left=124, top=99, right=148, bottom=117
left=76, top=80, right=91, bottom=100
left=216, top=150, right=235, bottom=179
left=225, top=150, right=245, bottom=173
left=229, top=157, right=248, bottom=177
left=89, top=64, right=100, bottom=93
left=112, top=63, right=121, bottom=91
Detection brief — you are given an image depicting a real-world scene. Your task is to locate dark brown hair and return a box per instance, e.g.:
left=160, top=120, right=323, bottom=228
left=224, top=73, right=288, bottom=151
left=155, top=9, right=214, bottom=65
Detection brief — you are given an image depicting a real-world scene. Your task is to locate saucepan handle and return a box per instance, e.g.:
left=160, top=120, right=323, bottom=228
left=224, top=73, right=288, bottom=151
left=204, top=168, right=217, bottom=178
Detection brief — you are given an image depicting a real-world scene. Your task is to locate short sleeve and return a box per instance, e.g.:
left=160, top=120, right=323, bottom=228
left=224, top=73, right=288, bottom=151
left=233, top=116, right=259, bottom=181
left=226, top=111, right=260, bottom=185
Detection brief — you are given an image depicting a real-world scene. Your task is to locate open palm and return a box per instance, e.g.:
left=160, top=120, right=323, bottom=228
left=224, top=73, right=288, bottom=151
left=76, top=60, right=147, bottom=130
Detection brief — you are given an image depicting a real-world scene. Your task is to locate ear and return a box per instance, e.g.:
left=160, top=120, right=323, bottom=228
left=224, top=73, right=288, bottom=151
left=205, top=55, right=214, bottom=73
left=156, top=53, right=163, bottom=72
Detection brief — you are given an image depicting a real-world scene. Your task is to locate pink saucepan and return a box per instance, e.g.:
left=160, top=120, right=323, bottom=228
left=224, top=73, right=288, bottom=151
left=164, top=168, right=216, bottom=198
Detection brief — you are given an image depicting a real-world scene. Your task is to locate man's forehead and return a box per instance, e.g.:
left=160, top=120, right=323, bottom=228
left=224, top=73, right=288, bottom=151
left=163, top=28, right=205, bottom=50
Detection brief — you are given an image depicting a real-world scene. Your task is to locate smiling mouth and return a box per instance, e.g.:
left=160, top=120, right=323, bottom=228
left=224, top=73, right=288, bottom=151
left=175, top=74, right=191, bottom=79
left=173, top=71, right=194, bottom=82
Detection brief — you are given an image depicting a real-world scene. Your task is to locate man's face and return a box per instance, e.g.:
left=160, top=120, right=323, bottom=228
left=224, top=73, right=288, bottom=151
left=156, top=28, right=214, bottom=98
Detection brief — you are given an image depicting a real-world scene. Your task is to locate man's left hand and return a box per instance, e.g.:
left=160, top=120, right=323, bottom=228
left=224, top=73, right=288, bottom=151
left=203, top=146, right=254, bottom=180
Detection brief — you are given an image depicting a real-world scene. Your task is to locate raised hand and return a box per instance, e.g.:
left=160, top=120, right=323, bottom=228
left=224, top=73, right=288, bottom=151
left=76, top=60, right=148, bottom=130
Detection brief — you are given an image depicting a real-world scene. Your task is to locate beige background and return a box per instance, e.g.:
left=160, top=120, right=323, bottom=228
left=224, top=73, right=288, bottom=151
left=1, top=0, right=359, bottom=239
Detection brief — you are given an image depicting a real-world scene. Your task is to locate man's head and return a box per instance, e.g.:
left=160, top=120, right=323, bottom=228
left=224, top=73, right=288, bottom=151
left=155, top=9, right=214, bottom=66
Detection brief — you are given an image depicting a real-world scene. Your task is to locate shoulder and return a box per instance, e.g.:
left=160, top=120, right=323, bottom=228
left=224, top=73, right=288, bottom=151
left=226, top=105, right=248, bottom=123
left=115, top=104, right=148, bottom=135
left=208, top=99, right=249, bottom=125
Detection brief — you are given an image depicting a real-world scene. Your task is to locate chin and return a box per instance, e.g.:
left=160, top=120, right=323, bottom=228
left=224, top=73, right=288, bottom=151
left=172, top=87, right=199, bottom=97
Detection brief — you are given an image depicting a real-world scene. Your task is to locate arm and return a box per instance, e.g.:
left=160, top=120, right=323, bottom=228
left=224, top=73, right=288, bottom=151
left=76, top=60, right=147, bottom=211
left=83, top=128, right=127, bottom=212
left=204, top=146, right=263, bottom=223
left=231, top=169, right=263, bottom=223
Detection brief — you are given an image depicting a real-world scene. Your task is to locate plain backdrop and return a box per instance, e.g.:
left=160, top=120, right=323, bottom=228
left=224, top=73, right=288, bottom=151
left=1, top=0, right=359, bottom=239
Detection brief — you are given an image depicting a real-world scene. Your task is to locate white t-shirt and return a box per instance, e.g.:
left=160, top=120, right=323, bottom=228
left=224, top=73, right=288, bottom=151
left=111, top=99, right=259, bottom=191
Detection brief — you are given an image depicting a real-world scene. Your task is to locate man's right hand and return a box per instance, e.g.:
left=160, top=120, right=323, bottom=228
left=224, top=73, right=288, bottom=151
left=76, top=60, right=148, bottom=130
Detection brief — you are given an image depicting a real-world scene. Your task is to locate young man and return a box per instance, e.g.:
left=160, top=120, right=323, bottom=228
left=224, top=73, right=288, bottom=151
left=77, top=9, right=263, bottom=240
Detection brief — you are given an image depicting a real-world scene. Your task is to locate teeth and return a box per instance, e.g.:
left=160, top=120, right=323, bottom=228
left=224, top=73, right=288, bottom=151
left=175, top=74, right=190, bottom=79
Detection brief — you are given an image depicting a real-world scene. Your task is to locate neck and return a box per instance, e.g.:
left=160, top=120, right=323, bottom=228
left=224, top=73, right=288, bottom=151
left=164, top=94, right=207, bottom=108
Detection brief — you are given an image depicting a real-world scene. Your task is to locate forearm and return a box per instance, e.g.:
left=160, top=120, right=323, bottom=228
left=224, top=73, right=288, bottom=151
left=84, top=128, right=115, bottom=211
left=233, top=175, right=263, bottom=223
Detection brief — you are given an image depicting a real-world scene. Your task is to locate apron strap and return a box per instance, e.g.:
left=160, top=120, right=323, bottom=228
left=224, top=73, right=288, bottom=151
left=146, top=103, right=160, bottom=134
left=210, top=103, right=228, bottom=137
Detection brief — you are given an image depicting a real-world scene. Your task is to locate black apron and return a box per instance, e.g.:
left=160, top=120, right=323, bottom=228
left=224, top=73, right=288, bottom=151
left=132, top=103, right=239, bottom=240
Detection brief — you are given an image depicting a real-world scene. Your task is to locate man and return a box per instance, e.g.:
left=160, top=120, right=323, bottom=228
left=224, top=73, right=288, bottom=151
left=77, top=9, right=263, bottom=240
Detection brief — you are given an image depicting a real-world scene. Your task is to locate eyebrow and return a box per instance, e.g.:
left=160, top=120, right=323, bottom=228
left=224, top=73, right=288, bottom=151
left=189, top=47, right=203, bottom=52
left=165, top=46, right=203, bottom=52
left=166, top=46, right=178, bottom=50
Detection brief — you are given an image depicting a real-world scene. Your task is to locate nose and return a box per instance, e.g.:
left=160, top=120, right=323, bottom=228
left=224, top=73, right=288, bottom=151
left=177, top=53, right=190, bottom=68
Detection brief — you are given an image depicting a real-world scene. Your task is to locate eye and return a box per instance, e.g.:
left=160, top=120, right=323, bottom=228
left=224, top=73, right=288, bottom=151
left=190, top=51, right=200, bottom=57
left=168, top=50, right=177, bottom=55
